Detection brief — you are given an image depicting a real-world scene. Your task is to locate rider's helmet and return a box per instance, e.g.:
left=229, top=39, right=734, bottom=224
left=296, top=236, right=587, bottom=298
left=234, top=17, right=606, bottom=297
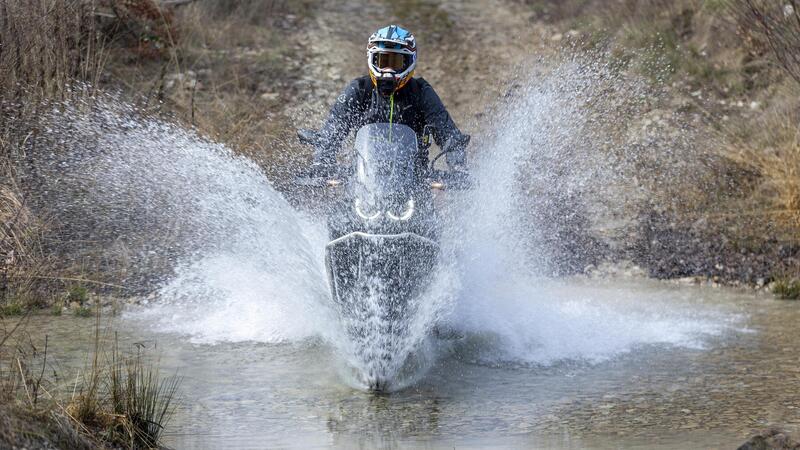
left=367, top=25, right=417, bottom=96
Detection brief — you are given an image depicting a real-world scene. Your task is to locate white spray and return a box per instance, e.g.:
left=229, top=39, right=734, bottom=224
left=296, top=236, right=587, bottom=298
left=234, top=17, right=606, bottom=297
left=22, top=55, right=737, bottom=390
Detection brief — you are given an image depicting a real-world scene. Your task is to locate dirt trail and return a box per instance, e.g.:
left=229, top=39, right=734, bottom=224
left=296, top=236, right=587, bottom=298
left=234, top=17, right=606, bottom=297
left=286, top=0, right=554, bottom=138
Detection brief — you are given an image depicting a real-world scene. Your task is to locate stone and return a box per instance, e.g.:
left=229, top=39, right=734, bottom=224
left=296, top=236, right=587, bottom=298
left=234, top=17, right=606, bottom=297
left=261, top=92, right=280, bottom=102
left=738, top=429, right=800, bottom=450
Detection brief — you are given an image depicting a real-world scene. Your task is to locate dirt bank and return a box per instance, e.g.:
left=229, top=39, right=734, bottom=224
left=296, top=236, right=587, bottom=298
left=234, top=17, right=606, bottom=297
left=2, top=0, right=799, bottom=307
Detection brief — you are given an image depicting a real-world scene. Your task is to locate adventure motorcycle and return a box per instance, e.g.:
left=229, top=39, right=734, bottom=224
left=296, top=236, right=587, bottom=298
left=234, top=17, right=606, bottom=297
left=296, top=122, right=469, bottom=391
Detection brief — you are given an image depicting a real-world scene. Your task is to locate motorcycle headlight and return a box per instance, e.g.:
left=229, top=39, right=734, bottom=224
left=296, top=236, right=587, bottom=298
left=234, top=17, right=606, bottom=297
left=354, top=198, right=381, bottom=220
left=387, top=197, right=415, bottom=221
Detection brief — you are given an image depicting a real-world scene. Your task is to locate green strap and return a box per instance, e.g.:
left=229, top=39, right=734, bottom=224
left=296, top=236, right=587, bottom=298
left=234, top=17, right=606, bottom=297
left=388, top=93, right=395, bottom=142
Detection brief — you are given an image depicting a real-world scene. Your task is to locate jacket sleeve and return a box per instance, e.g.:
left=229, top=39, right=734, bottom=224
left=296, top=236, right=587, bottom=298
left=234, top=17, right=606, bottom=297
left=417, top=78, right=469, bottom=167
left=314, top=79, right=365, bottom=165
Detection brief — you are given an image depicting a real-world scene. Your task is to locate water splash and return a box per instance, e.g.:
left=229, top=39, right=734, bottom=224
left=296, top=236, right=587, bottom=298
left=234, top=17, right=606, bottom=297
left=19, top=52, right=739, bottom=389
left=435, top=54, right=732, bottom=366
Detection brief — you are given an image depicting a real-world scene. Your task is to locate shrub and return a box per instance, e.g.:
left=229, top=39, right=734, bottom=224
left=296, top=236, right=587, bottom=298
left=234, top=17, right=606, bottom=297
left=730, top=0, right=800, bottom=85
left=66, top=286, right=89, bottom=304
left=107, top=341, right=180, bottom=448
left=773, top=278, right=800, bottom=300
left=0, top=302, right=24, bottom=316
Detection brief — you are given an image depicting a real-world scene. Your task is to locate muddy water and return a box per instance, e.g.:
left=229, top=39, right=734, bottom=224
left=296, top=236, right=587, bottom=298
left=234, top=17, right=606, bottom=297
left=20, top=279, right=800, bottom=449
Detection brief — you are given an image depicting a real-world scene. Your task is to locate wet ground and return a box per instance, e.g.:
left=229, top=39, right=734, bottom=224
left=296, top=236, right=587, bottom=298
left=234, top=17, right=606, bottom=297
left=18, top=279, right=800, bottom=449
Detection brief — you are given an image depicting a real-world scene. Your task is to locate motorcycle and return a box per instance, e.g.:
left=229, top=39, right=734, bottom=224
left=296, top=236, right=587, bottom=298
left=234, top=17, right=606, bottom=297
left=296, top=122, right=469, bottom=391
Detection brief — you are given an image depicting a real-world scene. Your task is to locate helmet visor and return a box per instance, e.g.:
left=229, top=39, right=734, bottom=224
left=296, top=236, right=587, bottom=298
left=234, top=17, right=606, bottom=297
left=373, top=52, right=409, bottom=72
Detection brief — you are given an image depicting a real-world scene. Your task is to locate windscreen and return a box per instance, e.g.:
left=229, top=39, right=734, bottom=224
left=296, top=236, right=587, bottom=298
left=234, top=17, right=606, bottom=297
left=353, top=123, right=418, bottom=208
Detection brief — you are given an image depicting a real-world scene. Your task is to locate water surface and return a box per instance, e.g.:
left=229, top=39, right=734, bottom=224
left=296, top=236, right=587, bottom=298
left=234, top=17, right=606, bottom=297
left=22, top=279, right=800, bottom=449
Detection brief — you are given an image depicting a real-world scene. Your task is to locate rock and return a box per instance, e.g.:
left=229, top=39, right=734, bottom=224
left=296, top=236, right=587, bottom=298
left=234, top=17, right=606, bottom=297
left=738, top=429, right=800, bottom=450
left=675, top=276, right=699, bottom=285
left=550, top=33, right=563, bottom=42
left=260, top=92, right=280, bottom=102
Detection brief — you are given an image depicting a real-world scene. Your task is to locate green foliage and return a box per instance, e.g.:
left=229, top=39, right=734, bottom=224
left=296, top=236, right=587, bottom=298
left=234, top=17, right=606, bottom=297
left=773, top=278, right=800, bottom=300
left=0, top=302, right=25, bottom=316
left=50, top=304, right=63, bottom=316
left=66, top=285, right=89, bottom=304
left=73, top=306, right=93, bottom=318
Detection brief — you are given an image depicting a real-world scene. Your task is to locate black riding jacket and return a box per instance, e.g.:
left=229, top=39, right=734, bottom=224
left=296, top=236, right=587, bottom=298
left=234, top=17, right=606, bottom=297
left=314, top=76, right=468, bottom=169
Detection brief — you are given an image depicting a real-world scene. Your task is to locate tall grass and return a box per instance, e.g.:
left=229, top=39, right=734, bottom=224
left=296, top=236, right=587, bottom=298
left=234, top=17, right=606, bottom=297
left=731, top=0, right=800, bottom=85
left=0, top=159, right=56, bottom=311
left=0, top=0, right=108, bottom=308
left=1, top=312, right=181, bottom=448
left=723, top=103, right=800, bottom=218
left=0, top=0, right=107, bottom=100
left=107, top=338, right=180, bottom=448
left=1, top=3, right=183, bottom=439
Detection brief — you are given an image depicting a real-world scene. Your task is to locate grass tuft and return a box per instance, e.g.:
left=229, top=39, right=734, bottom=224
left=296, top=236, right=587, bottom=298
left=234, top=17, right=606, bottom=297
left=60, top=325, right=181, bottom=448
left=773, top=278, right=800, bottom=300
left=73, top=306, right=94, bottom=318
left=66, top=286, right=89, bottom=304
left=107, top=340, right=181, bottom=448
left=0, top=302, right=24, bottom=316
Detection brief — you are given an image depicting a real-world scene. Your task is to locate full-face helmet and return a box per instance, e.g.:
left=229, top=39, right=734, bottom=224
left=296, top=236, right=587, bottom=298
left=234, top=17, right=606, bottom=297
left=367, top=25, right=417, bottom=96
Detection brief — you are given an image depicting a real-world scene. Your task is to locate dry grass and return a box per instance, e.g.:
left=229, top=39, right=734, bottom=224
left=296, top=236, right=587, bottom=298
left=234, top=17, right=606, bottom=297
left=773, top=277, right=800, bottom=299
left=730, top=0, right=800, bottom=85
left=510, top=0, right=800, bottom=282
left=721, top=95, right=800, bottom=231
left=65, top=326, right=180, bottom=449
left=1, top=313, right=180, bottom=449
left=0, top=157, right=57, bottom=311
left=0, top=4, right=184, bottom=443
left=0, top=0, right=108, bottom=100
left=159, top=0, right=316, bottom=166
left=0, top=0, right=108, bottom=309
left=106, top=338, right=180, bottom=448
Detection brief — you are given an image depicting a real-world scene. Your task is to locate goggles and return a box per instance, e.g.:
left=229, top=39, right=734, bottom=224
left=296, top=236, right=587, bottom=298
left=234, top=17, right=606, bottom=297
left=372, top=52, right=411, bottom=72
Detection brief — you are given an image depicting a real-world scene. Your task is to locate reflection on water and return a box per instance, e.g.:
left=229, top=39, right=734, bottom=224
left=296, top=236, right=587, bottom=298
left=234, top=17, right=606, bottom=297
left=15, top=280, right=800, bottom=449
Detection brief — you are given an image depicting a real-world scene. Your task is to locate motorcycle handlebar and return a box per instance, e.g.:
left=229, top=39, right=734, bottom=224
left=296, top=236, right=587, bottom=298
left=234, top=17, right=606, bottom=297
left=293, top=169, right=472, bottom=191
left=295, top=128, right=472, bottom=190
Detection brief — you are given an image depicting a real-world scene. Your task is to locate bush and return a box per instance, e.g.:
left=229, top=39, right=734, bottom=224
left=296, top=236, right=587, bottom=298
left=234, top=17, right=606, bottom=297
left=58, top=332, right=181, bottom=448
left=730, top=0, right=800, bottom=85
left=0, top=303, right=24, bottom=316
left=66, top=286, right=89, bottom=304
left=107, top=341, right=180, bottom=448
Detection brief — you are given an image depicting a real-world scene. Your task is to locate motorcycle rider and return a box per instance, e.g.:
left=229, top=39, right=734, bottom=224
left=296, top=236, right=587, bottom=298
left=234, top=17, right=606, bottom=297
left=302, top=24, right=470, bottom=178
